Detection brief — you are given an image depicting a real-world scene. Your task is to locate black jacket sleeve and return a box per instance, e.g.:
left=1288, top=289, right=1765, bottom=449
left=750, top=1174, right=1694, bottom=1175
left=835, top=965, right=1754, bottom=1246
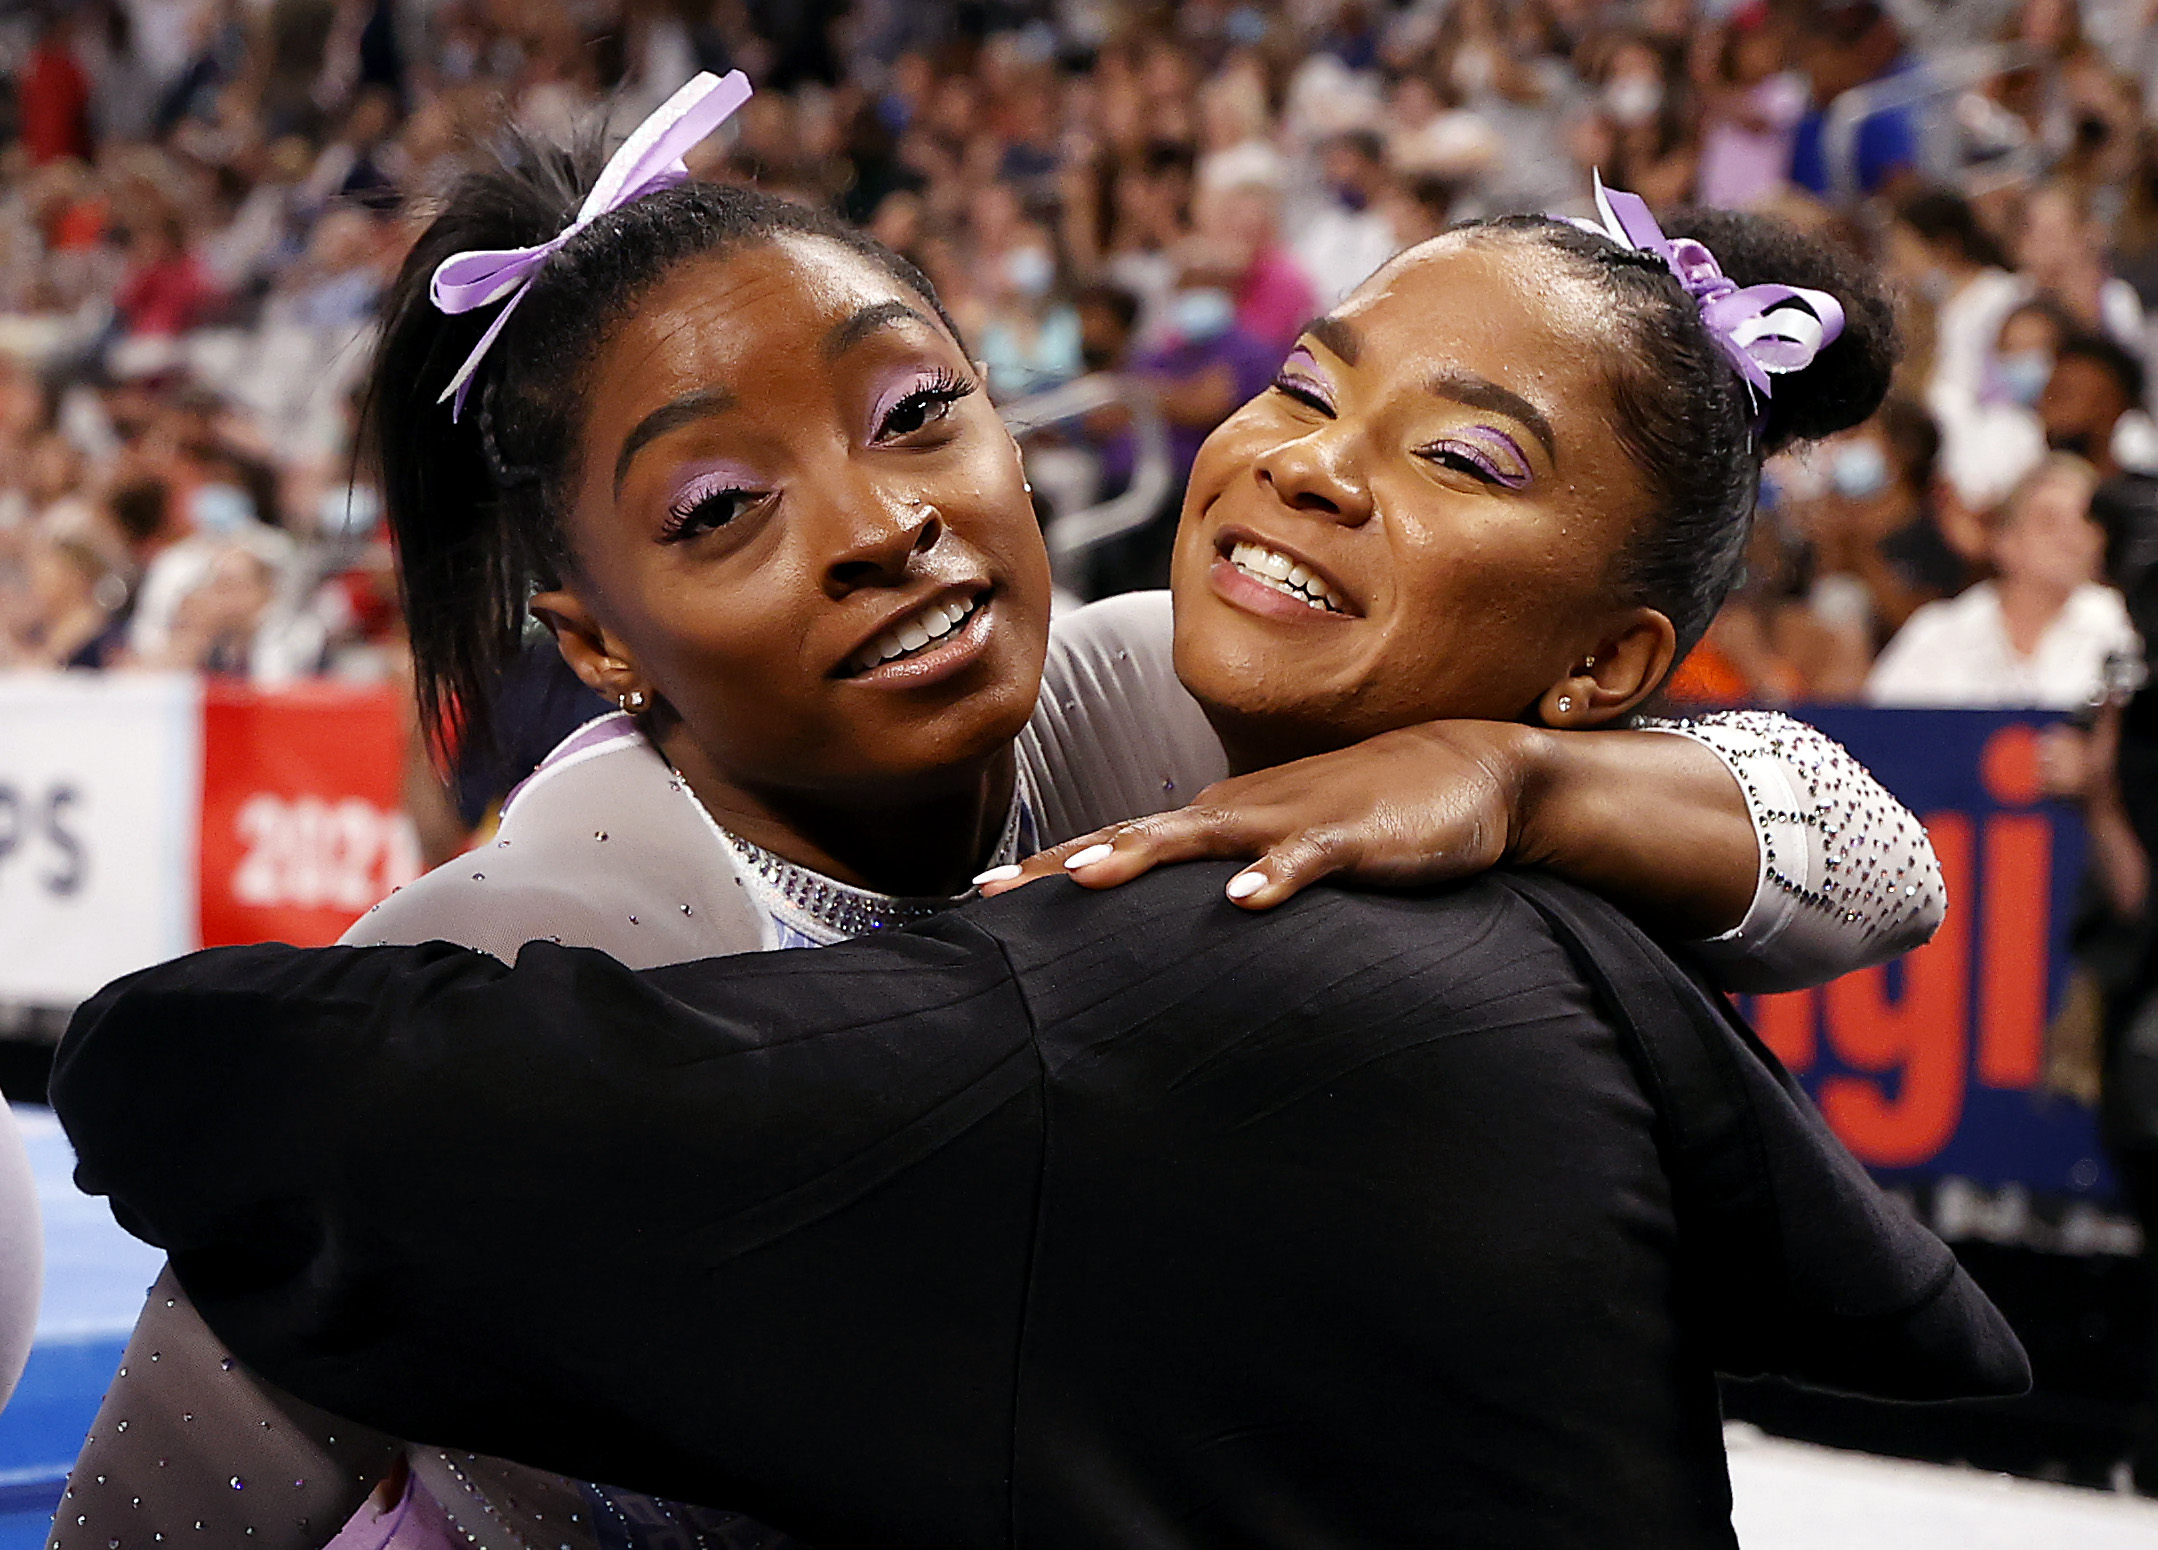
left=53, top=924, right=1048, bottom=1548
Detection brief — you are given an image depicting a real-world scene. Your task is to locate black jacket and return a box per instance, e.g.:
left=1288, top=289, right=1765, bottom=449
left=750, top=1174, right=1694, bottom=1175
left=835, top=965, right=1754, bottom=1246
left=54, top=865, right=2027, bottom=1549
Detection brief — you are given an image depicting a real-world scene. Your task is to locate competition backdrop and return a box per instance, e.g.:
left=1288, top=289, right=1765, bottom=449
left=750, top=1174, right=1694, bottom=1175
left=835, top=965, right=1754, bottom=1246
left=0, top=674, right=419, bottom=1008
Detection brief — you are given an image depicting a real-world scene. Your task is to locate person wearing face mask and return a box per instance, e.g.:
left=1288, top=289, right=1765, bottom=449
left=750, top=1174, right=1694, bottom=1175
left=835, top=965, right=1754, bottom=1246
left=2039, top=331, right=2153, bottom=481
left=1287, top=130, right=1401, bottom=305
left=1804, top=397, right=1970, bottom=652
left=53, top=168, right=2019, bottom=1548
left=1575, top=36, right=1693, bottom=214
left=1868, top=454, right=2140, bottom=708
left=970, top=231, right=1083, bottom=403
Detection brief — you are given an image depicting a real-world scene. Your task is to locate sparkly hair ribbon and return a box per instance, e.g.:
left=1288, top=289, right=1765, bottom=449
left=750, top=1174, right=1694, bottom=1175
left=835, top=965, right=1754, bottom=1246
left=430, top=69, right=754, bottom=418
left=1568, top=171, right=1845, bottom=404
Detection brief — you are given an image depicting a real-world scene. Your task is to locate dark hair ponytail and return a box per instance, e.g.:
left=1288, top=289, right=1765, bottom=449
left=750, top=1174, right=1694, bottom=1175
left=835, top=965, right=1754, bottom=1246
left=1462, top=206, right=1899, bottom=662
left=363, top=125, right=958, bottom=761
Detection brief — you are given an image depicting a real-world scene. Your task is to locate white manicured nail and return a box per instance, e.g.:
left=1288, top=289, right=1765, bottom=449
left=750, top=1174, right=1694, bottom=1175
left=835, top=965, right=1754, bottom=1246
left=1226, top=870, right=1267, bottom=900
left=1065, top=844, right=1115, bottom=869
left=971, top=864, right=1023, bottom=886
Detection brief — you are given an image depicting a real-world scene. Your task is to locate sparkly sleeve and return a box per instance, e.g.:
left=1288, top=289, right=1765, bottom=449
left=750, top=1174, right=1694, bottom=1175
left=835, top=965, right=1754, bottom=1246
left=1642, top=710, right=1945, bottom=995
left=55, top=1264, right=400, bottom=1550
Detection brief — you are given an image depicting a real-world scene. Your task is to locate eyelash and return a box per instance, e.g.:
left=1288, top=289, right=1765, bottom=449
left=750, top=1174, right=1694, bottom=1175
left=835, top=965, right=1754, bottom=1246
left=1418, top=441, right=1523, bottom=488
left=877, top=368, right=975, bottom=440
left=1271, top=372, right=1334, bottom=415
left=661, top=478, right=757, bottom=541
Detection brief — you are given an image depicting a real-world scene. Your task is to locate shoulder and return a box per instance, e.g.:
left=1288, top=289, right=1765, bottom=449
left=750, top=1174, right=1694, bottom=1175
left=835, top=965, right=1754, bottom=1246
left=346, top=725, right=767, bottom=965
left=1045, top=590, right=1175, bottom=670
left=2066, top=583, right=2136, bottom=634
left=970, top=864, right=1589, bottom=1029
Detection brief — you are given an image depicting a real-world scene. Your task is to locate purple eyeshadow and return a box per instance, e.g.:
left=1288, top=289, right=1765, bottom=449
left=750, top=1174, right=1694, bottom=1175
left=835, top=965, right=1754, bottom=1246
left=1273, top=347, right=1336, bottom=410
left=1443, top=426, right=1533, bottom=489
left=667, top=462, right=757, bottom=517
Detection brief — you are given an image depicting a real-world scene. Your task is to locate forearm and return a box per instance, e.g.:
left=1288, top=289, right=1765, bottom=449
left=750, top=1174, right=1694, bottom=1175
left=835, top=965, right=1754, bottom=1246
left=1508, top=726, right=1758, bottom=941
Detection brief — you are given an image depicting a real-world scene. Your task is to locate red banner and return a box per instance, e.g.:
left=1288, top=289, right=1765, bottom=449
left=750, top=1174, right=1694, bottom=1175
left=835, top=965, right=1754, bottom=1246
left=197, top=682, right=420, bottom=949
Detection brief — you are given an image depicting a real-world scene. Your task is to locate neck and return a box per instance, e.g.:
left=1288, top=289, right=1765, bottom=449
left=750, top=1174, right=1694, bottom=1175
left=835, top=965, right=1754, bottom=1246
left=1994, top=576, right=2074, bottom=656
left=657, top=727, right=1018, bottom=899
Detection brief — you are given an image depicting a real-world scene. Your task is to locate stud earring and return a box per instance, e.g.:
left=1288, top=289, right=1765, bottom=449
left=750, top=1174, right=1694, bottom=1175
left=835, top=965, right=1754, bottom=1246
left=1580, top=654, right=1597, bottom=672
left=1023, top=480, right=1034, bottom=494
left=619, top=689, right=649, bottom=713
left=1556, top=695, right=1574, bottom=715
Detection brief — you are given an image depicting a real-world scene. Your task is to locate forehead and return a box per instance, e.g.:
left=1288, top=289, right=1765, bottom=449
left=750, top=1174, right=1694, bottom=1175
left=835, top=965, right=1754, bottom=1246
left=1329, top=235, right=1617, bottom=418
left=593, top=233, right=935, bottom=409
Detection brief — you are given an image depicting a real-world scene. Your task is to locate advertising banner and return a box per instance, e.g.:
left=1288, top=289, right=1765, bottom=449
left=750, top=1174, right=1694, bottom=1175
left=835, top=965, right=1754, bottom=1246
left=0, top=675, right=201, bottom=1007
left=197, top=681, right=420, bottom=950
left=1748, top=709, right=2112, bottom=1222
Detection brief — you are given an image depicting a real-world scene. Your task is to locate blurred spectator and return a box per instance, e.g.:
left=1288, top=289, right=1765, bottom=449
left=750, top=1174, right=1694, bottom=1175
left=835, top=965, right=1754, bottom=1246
left=0, top=0, right=2151, bottom=665
left=2, top=532, right=126, bottom=670
left=1788, top=1, right=1919, bottom=198
left=21, top=11, right=95, bottom=167
left=2042, top=331, right=2153, bottom=479
left=113, top=211, right=218, bottom=338
left=1801, top=396, right=1971, bottom=646
left=1694, top=7, right=1807, bottom=211
left=1868, top=455, right=2139, bottom=708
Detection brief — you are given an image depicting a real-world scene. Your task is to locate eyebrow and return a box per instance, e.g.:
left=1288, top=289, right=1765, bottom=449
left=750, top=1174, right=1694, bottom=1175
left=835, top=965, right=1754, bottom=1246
left=1424, top=369, right=1557, bottom=465
left=613, top=387, right=735, bottom=498
left=823, top=300, right=935, bottom=361
left=1301, top=315, right=1361, bottom=366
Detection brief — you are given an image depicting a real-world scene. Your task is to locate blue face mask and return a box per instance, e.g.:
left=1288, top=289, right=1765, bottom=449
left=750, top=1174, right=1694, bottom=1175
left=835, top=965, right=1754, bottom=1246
left=1170, top=288, right=1236, bottom=343
left=1005, top=245, right=1055, bottom=300
left=318, top=483, right=381, bottom=540
left=1994, top=349, right=2052, bottom=408
left=1829, top=440, right=1891, bottom=501
left=191, top=482, right=256, bottom=535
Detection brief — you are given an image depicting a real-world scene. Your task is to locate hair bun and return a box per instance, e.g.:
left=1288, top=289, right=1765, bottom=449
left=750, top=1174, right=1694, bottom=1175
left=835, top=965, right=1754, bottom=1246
left=1660, top=207, right=1900, bottom=454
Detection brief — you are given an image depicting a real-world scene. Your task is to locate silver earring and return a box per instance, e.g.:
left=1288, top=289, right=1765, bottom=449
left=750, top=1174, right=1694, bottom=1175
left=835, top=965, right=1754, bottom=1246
left=619, top=689, right=649, bottom=713
left=1556, top=695, right=1574, bottom=715
left=1023, top=480, right=1034, bottom=494
left=1580, top=654, right=1596, bottom=671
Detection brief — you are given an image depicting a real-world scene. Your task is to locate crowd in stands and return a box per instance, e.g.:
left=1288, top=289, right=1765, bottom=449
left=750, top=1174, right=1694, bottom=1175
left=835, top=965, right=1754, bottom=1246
left=0, top=0, right=2152, bottom=720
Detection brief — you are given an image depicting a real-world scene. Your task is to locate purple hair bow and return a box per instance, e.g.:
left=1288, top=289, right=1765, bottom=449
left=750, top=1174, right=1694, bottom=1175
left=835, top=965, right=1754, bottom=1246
left=430, top=70, right=755, bottom=418
left=1568, top=172, right=1844, bottom=404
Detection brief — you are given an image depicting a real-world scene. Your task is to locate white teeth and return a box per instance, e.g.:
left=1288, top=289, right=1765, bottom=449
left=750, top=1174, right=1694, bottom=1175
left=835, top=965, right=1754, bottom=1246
left=1227, top=542, right=1345, bottom=613
left=850, top=595, right=982, bottom=674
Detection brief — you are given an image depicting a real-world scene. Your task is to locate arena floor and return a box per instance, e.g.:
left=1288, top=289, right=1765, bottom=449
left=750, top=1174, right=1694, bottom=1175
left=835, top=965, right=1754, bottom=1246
left=6, top=1104, right=2158, bottom=1549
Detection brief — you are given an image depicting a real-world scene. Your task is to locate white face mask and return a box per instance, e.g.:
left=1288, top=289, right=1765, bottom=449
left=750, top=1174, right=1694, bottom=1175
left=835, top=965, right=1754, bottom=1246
left=191, top=482, right=256, bottom=536
left=318, top=483, right=382, bottom=540
left=1829, top=439, right=1891, bottom=501
left=1005, top=245, right=1055, bottom=300
left=1994, top=349, right=2052, bottom=408
left=1170, top=287, right=1237, bottom=343
left=1604, top=75, right=1664, bottom=129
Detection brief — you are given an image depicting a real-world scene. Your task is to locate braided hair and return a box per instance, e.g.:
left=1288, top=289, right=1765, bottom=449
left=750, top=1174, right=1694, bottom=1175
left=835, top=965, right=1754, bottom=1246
left=364, top=128, right=960, bottom=759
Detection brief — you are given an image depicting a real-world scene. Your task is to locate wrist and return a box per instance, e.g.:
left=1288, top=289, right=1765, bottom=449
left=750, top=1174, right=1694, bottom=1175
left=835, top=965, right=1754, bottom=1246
left=1498, top=723, right=1568, bottom=866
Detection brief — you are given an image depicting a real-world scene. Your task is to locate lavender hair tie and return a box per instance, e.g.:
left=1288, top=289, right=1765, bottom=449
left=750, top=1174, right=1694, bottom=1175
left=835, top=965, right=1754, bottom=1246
left=429, top=69, right=755, bottom=419
left=1567, top=172, right=1846, bottom=405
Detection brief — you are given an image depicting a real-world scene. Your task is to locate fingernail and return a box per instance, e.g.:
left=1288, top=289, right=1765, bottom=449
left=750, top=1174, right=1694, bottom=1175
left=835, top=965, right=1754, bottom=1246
left=1065, top=843, right=1116, bottom=869
left=1226, top=870, right=1267, bottom=900
left=971, top=864, right=1023, bottom=886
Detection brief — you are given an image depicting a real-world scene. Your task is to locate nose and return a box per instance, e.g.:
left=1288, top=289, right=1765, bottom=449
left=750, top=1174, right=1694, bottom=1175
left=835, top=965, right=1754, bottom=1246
left=1253, top=426, right=1373, bottom=527
left=818, top=483, right=942, bottom=598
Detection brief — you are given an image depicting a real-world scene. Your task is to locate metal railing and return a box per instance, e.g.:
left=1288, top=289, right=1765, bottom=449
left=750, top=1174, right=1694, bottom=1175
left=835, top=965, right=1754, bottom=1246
left=1819, top=42, right=2042, bottom=204
left=1000, top=373, right=1174, bottom=595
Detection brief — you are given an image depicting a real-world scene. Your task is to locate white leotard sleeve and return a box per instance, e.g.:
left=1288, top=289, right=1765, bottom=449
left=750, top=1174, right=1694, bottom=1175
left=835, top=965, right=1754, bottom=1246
left=1024, top=592, right=1944, bottom=993
left=1644, top=710, right=1946, bottom=994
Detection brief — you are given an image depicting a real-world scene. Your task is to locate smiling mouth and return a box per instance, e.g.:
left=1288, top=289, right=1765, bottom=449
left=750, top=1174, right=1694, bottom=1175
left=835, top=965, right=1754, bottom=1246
left=1224, top=540, right=1348, bottom=614
left=844, top=589, right=989, bottom=677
